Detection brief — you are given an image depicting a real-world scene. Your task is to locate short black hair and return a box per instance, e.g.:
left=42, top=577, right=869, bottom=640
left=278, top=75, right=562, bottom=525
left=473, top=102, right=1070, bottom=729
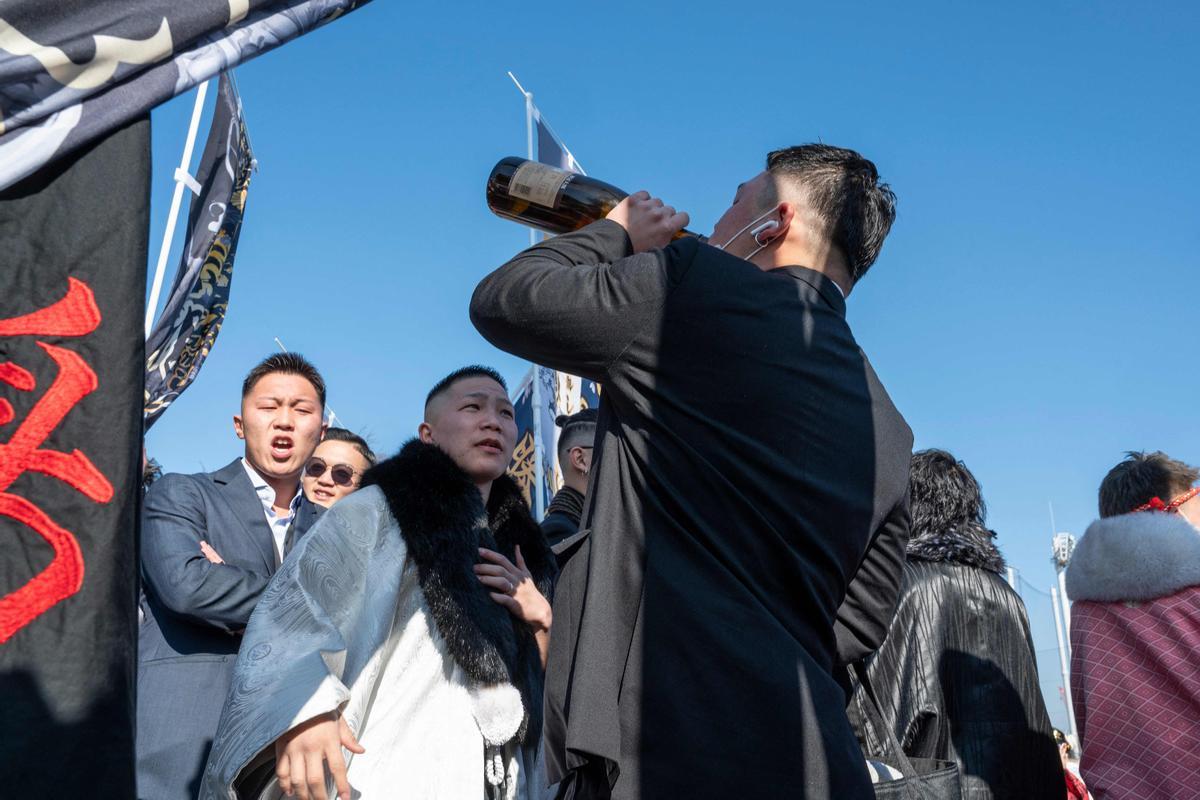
left=425, top=365, right=507, bottom=409
left=765, top=144, right=896, bottom=282
left=242, top=353, right=326, bottom=408
left=1099, top=451, right=1199, bottom=518
left=556, top=408, right=599, bottom=463
left=322, top=427, right=377, bottom=466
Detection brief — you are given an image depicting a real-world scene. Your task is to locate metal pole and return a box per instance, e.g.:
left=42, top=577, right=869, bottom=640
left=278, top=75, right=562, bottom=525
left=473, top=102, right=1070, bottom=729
left=145, top=80, right=210, bottom=337
left=1052, top=530, right=1077, bottom=655
left=1051, top=585, right=1079, bottom=740
left=508, top=72, right=538, bottom=247
left=524, top=88, right=536, bottom=248
left=1058, top=568, right=1072, bottom=651
left=509, top=72, right=546, bottom=517
left=523, top=92, right=545, bottom=515
left=529, top=366, right=546, bottom=520
left=1006, top=567, right=1017, bottom=591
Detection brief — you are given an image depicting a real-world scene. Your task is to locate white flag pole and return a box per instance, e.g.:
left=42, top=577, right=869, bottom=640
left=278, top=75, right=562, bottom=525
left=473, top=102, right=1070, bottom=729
left=521, top=91, right=546, bottom=516
left=506, top=72, right=539, bottom=249
left=145, top=80, right=211, bottom=338
left=507, top=72, right=548, bottom=517
left=525, top=93, right=535, bottom=250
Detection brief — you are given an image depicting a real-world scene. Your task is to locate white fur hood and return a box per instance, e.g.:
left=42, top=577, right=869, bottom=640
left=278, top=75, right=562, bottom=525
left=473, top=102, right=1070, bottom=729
left=1066, top=511, right=1200, bottom=603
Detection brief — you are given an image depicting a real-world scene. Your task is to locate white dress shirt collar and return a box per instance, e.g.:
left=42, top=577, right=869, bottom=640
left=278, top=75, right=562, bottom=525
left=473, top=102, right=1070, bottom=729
left=241, top=458, right=302, bottom=561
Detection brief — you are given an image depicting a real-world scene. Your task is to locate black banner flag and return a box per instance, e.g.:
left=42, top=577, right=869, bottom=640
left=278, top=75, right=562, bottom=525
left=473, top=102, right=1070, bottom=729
left=0, top=117, right=149, bottom=796
left=145, top=72, right=252, bottom=430
left=0, top=0, right=372, bottom=191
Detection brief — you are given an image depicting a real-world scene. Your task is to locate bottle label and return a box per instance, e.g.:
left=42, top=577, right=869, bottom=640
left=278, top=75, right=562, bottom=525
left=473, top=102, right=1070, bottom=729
left=509, top=161, right=573, bottom=208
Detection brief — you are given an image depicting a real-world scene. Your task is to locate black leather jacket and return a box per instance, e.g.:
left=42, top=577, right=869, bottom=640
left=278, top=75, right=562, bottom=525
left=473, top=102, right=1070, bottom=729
left=850, top=557, right=1064, bottom=800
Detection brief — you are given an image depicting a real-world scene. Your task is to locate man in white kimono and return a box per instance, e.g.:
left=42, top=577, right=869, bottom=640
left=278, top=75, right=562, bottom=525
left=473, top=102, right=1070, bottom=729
left=201, top=366, right=557, bottom=800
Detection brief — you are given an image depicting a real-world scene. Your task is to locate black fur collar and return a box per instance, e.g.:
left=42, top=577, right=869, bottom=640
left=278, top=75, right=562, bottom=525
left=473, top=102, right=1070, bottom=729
left=906, top=527, right=1006, bottom=574
left=361, top=439, right=556, bottom=743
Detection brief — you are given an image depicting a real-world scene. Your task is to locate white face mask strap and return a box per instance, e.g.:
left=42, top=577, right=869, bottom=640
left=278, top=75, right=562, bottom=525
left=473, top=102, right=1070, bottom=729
left=742, top=240, right=768, bottom=261
left=716, top=207, right=777, bottom=254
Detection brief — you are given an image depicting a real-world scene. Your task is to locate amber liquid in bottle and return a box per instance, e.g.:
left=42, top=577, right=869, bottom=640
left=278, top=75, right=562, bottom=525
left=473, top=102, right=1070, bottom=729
left=486, top=157, right=696, bottom=239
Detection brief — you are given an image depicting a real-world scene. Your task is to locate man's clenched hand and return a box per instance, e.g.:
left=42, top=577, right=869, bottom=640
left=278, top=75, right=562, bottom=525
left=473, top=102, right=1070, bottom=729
left=605, top=190, right=689, bottom=253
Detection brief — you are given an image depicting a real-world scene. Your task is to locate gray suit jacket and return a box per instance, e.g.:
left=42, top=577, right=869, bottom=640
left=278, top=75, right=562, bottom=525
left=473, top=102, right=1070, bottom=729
left=136, top=459, right=320, bottom=800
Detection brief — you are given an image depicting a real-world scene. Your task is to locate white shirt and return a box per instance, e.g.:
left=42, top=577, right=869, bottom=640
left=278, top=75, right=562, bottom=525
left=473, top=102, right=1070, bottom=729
left=240, top=458, right=302, bottom=561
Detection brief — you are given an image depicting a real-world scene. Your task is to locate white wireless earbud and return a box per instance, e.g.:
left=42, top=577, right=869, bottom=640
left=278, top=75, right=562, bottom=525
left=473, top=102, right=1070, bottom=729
left=715, top=210, right=780, bottom=256
left=750, top=220, right=779, bottom=246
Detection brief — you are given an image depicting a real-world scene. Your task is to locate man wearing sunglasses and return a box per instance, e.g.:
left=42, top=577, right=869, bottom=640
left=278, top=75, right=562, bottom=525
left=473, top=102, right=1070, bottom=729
left=138, top=353, right=327, bottom=800
left=302, top=427, right=377, bottom=508
left=203, top=365, right=557, bottom=800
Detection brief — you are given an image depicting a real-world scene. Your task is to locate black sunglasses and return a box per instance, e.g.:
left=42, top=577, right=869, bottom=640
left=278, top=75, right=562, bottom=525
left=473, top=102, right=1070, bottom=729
left=304, top=457, right=358, bottom=487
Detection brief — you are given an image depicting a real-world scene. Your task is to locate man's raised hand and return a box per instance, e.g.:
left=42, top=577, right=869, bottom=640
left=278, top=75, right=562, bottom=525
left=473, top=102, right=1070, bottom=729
left=274, top=712, right=364, bottom=800
left=475, top=546, right=551, bottom=633
left=605, top=190, right=689, bottom=253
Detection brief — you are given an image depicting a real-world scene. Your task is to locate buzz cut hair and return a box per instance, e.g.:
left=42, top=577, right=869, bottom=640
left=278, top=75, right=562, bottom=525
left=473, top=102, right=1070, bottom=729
left=425, top=365, right=508, bottom=410
left=242, top=353, right=326, bottom=408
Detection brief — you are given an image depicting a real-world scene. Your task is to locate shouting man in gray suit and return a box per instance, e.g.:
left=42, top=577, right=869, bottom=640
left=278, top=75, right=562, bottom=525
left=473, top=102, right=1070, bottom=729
left=137, top=353, right=327, bottom=800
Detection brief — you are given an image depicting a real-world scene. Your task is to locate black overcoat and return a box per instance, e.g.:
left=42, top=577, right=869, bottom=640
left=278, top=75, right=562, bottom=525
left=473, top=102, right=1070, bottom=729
left=471, top=221, right=913, bottom=799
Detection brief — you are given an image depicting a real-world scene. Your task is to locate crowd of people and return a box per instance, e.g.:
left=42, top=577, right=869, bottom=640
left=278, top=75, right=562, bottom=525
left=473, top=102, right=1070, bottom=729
left=135, top=143, right=1199, bottom=800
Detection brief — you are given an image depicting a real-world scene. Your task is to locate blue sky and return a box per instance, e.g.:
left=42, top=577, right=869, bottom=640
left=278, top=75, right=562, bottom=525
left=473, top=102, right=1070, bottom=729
left=145, top=1, right=1199, bottom=729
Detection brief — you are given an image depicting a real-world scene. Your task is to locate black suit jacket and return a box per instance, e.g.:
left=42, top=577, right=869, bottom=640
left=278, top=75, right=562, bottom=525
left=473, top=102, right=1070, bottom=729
left=136, top=459, right=321, bottom=800
left=472, top=221, right=913, bottom=800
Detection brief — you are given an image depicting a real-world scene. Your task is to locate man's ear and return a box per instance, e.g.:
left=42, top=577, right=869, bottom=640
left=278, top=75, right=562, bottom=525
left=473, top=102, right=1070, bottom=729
left=570, top=446, right=588, bottom=472
left=418, top=421, right=435, bottom=445
left=763, top=202, right=794, bottom=246
left=233, top=414, right=245, bottom=439
left=320, top=421, right=329, bottom=440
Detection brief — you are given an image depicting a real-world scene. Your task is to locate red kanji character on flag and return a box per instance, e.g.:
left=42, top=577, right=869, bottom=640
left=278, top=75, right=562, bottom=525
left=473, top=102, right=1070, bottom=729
left=0, top=278, right=114, bottom=642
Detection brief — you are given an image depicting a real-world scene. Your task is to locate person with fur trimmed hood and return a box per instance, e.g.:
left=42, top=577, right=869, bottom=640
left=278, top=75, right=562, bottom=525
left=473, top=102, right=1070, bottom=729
left=850, top=449, right=1063, bottom=800
left=200, top=366, right=556, bottom=800
left=1066, top=451, right=1200, bottom=800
